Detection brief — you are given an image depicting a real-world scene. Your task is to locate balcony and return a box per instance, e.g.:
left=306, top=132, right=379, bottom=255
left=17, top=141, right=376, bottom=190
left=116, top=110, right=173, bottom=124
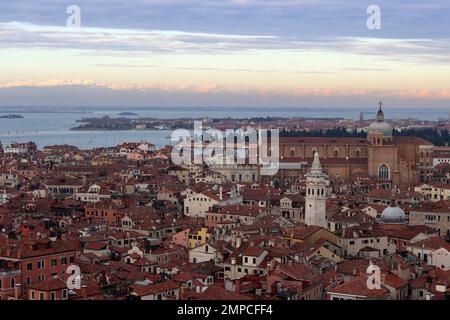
left=0, top=269, right=21, bottom=277
left=0, top=260, right=21, bottom=277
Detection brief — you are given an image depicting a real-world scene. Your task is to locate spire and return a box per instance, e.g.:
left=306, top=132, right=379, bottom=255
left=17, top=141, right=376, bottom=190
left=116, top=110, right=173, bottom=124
left=310, top=151, right=322, bottom=174
left=376, top=100, right=384, bottom=122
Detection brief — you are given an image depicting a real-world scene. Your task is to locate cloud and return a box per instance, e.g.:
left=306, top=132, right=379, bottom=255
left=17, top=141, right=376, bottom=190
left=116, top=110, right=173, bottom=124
left=0, top=79, right=95, bottom=89
left=1, top=78, right=450, bottom=101
left=1, top=0, right=449, bottom=39
left=1, top=22, right=450, bottom=64
left=0, top=21, right=279, bottom=54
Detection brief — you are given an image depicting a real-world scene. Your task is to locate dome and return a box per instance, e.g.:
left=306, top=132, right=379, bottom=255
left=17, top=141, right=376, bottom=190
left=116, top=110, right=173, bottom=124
left=368, top=101, right=393, bottom=137
left=368, top=121, right=393, bottom=137
left=380, top=205, right=406, bottom=224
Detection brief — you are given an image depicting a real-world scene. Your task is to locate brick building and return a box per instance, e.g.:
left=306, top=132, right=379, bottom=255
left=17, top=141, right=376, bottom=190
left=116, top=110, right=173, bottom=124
left=0, top=238, right=78, bottom=292
left=272, top=104, right=433, bottom=187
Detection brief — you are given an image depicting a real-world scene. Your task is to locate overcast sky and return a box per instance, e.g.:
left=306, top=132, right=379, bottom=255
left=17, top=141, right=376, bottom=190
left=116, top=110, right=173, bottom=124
left=0, top=0, right=449, bottom=108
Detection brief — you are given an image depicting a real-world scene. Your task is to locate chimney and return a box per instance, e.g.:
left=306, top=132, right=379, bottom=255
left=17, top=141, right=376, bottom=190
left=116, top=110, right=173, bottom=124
left=235, top=279, right=241, bottom=294
left=14, top=284, right=21, bottom=300
left=231, top=233, right=236, bottom=248
left=236, top=236, right=242, bottom=249
left=266, top=262, right=273, bottom=274
left=219, top=186, right=223, bottom=200
left=231, top=257, right=236, bottom=265
left=381, top=273, right=386, bottom=284
left=180, top=284, right=187, bottom=300
left=81, top=285, right=88, bottom=299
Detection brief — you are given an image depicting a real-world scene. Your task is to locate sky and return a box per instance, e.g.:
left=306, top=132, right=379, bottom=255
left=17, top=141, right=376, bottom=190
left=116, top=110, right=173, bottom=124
left=0, top=0, right=449, bottom=108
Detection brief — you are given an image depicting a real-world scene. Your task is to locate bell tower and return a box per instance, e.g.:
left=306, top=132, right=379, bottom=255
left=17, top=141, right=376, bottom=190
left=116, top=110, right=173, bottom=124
left=305, top=152, right=329, bottom=228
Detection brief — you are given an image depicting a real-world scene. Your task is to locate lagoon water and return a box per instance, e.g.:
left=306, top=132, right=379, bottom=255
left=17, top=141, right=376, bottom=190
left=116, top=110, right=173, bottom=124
left=0, top=106, right=448, bottom=149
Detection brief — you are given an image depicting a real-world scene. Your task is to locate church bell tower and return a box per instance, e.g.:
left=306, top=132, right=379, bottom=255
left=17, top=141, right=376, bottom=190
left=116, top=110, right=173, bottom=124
left=305, top=152, right=329, bottom=228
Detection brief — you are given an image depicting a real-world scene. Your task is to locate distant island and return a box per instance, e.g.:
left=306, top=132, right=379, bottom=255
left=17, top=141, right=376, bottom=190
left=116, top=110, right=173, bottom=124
left=0, top=114, right=24, bottom=119
left=118, top=112, right=138, bottom=116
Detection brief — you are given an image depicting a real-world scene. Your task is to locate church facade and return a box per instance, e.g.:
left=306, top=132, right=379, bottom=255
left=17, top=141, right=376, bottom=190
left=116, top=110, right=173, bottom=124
left=270, top=104, right=434, bottom=187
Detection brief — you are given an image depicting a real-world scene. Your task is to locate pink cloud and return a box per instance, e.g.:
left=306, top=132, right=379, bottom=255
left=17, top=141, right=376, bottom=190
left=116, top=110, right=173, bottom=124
left=1, top=79, right=450, bottom=100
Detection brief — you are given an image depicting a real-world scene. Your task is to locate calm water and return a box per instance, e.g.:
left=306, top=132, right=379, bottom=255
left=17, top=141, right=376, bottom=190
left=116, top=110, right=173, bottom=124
left=0, top=106, right=448, bottom=149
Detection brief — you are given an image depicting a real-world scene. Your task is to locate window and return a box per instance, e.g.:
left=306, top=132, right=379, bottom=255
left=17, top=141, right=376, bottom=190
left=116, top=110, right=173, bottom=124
left=334, top=148, right=339, bottom=158
left=61, top=257, right=67, bottom=265
left=290, top=148, right=295, bottom=157
left=355, top=148, right=361, bottom=158
left=31, top=291, right=35, bottom=300
left=10, top=278, right=15, bottom=288
left=378, top=164, right=390, bottom=180
left=37, top=261, right=45, bottom=269
left=252, top=258, right=256, bottom=264
left=50, top=292, right=56, bottom=300
left=38, top=275, right=45, bottom=282
left=69, top=256, right=75, bottom=264
left=27, top=263, right=33, bottom=271
left=51, top=259, right=57, bottom=267
left=26, top=277, right=31, bottom=285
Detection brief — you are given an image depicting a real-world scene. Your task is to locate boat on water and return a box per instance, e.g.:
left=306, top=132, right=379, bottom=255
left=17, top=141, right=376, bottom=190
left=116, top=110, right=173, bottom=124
left=0, top=114, right=24, bottom=119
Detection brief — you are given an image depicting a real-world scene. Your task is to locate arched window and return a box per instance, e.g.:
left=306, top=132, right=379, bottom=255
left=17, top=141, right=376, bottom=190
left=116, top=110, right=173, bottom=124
left=290, top=148, right=295, bottom=158
left=284, top=179, right=291, bottom=186
left=273, top=179, right=280, bottom=189
left=355, top=148, right=361, bottom=158
left=334, top=148, right=339, bottom=158
left=378, top=164, right=390, bottom=180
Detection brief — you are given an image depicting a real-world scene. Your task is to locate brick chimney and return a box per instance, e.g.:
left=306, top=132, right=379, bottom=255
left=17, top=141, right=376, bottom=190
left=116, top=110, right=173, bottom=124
left=14, top=284, right=21, bottom=300
left=180, top=284, right=187, bottom=300
left=235, top=279, right=241, bottom=294
left=81, top=285, right=88, bottom=299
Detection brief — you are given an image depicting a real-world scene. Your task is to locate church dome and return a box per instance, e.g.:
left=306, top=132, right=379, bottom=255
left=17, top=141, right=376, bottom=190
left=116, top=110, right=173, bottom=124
left=368, top=121, right=393, bottom=137
left=380, top=204, right=406, bottom=224
left=368, top=102, right=392, bottom=137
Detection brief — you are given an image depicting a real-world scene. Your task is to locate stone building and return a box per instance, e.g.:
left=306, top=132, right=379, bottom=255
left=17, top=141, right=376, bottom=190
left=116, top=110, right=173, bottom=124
left=304, top=152, right=330, bottom=228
